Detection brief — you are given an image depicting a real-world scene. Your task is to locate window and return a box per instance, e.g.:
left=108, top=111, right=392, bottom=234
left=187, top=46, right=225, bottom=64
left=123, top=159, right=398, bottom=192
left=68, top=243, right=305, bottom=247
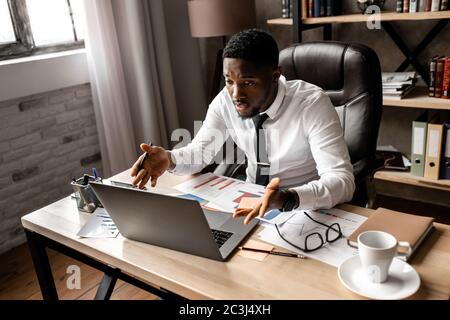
left=0, top=0, right=85, bottom=61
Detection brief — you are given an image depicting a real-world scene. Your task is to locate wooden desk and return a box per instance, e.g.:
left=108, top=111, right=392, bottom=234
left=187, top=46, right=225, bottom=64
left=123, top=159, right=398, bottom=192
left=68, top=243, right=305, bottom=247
left=21, top=170, right=450, bottom=300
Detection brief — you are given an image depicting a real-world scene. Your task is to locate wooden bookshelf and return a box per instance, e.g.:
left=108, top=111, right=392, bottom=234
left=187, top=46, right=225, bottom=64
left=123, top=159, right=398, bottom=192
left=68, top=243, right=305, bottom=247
left=268, top=4, right=450, bottom=196
left=374, top=170, right=450, bottom=192
left=267, top=11, right=450, bottom=26
left=383, top=87, right=450, bottom=110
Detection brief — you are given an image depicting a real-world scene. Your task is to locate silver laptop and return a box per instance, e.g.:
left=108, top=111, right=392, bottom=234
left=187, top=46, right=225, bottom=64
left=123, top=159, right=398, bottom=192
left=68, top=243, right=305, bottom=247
left=90, top=180, right=258, bottom=261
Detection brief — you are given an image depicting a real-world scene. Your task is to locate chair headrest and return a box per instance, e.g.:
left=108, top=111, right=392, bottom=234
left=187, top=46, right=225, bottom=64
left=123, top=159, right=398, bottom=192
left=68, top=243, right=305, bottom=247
left=279, top=41, right=382, bottom=106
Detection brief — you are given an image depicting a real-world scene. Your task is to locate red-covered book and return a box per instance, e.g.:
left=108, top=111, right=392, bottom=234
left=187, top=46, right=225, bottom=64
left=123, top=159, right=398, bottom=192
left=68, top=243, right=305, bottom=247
left=442, top=57, right=450, bottom=99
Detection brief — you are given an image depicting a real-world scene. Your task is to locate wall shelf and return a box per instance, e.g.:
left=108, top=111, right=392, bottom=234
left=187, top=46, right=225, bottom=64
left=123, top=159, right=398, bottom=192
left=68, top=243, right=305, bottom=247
left=267, top=11, right=450, bottom=26
left=383, top=87, right=450, bottom=110
left=374, top=170, right=450, bottom=192
left=269, top=1, right=450, bottom=85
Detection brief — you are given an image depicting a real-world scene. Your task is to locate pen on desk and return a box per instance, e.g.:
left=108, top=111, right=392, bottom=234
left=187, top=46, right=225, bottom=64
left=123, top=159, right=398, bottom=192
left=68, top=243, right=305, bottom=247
left=137, top=142, right=153, bottom=172
left=238, top=247, right=306, bottom=259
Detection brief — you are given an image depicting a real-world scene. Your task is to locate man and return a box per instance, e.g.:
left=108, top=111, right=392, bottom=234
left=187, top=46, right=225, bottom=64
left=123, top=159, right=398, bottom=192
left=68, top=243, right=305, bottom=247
left=131, top=29, right=355, bottom=224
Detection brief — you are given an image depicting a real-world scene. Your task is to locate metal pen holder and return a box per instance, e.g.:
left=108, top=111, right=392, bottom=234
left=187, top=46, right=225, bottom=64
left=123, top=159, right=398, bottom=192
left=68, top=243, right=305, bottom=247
left=71, top=175, right=102, bottom=213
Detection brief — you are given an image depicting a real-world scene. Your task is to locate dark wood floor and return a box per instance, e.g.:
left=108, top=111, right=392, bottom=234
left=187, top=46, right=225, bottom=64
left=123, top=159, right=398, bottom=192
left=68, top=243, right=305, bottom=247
left=0, top=244, right=159, bottom=300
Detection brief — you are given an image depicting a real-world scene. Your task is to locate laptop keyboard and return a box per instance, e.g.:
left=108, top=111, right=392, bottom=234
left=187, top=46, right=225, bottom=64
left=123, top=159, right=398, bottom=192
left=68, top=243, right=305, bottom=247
left=211, top=229, right=234, bottom=248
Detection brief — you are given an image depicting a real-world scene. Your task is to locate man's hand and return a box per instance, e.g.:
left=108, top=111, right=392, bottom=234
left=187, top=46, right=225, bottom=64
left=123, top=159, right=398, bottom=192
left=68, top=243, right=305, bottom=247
left=233, top=177, right=292, bottom=225
left=130, top=143, right=171, bottom=189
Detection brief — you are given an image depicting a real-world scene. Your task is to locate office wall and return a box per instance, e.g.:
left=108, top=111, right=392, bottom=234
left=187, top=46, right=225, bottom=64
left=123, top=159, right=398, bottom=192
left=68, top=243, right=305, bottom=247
left=0, top=84, right=102, bottom=255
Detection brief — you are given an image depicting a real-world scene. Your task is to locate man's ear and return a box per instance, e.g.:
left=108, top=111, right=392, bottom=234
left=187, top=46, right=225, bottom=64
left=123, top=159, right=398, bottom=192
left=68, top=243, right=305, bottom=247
left=272, top=67, right=281, bottom=83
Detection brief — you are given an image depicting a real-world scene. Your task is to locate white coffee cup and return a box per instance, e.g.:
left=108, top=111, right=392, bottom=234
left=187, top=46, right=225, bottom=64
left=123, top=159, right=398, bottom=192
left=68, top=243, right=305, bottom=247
left=357, top=231, right=412, bottom=283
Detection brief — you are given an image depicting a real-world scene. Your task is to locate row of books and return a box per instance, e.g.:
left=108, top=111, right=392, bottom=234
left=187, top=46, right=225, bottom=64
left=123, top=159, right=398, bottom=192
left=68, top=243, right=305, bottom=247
left=382, top=72, right=419, bottom=100
left=396, top=0, right=449, bottom=13
left=429, top=56, right=450, bottom=98
left=281, top=0, right=342, bottom=18
left=411, top=112, right=450, bottom=180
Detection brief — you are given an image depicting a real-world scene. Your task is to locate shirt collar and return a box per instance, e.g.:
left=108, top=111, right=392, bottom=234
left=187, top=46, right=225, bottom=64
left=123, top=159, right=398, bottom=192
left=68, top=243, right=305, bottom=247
left=262, top=75, right=286, bottom=120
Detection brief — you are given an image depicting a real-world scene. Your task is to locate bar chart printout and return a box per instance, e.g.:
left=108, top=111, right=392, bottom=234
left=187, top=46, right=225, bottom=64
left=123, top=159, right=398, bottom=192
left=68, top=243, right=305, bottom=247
left=174, top=173, right=265, bottom=212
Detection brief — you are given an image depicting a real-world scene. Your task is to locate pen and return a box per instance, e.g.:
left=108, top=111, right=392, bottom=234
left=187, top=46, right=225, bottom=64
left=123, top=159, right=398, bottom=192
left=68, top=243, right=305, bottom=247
left=92, top=168, right=98, bottom=180
left=137, top=142, right=153, bottom=172
left=238, top=247, right=306, bottom=259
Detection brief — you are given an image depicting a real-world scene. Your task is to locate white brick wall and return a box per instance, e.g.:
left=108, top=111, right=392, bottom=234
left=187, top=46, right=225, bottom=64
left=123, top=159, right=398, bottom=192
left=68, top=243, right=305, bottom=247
left=0, top=83, right=103, bottom=255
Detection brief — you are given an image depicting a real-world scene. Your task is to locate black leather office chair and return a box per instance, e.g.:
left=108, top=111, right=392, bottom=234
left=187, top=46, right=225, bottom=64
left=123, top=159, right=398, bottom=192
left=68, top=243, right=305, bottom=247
left=213, top=41, right=383, bottom=207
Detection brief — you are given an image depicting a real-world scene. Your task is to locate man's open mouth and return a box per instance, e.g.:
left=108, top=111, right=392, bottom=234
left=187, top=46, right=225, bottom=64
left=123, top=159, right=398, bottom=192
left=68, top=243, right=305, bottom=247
left=235, top=103, right=250, bottom=110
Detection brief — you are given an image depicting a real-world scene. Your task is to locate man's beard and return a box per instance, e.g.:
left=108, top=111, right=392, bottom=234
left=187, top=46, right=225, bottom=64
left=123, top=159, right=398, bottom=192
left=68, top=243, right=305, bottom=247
left=235, top=106, right=259, bottom=119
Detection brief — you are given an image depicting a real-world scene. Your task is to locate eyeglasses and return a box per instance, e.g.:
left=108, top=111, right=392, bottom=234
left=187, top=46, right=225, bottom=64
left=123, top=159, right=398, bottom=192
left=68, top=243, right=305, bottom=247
left=275, top=211, right=342, bottom=253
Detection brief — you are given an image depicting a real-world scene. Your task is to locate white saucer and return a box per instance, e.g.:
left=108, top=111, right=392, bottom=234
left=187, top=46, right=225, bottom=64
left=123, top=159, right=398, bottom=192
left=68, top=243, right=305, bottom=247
left=338, top=255, right=420, bottom=300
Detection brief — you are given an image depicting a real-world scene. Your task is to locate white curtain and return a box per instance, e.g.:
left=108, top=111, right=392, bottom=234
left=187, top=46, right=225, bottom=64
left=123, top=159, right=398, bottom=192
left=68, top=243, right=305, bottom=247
left=83, top=0, right=205, bottom=177
left=83, top=0, right=137, bottom=176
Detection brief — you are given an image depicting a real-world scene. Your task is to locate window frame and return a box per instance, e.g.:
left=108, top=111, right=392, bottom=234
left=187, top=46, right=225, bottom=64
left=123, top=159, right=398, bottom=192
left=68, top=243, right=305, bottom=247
left=0, top=0, right=84, bottom=61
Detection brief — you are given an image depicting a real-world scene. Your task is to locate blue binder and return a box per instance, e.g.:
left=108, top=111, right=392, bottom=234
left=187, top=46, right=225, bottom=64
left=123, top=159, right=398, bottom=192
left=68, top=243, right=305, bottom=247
left=440, top=123, right=450, bottom=179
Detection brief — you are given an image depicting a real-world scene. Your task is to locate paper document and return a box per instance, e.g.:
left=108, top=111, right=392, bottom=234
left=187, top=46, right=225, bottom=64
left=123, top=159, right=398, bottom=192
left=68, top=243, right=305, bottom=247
left=77, top=208, right=119, bottom=238
left=258, top=208, right=367, bottom=267
left=174, top=173, right=265, bottom=213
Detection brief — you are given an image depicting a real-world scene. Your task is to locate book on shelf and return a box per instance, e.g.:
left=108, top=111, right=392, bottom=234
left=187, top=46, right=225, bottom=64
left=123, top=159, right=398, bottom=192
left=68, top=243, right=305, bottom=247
left=410, top=0, right=418, bottom=12
left=382, top=85, right=413, bottom=95
left=419, top=0, right=426, bottom=11
left=395, top=0, right=448, bottom=12
left=429, top=56, right=439, bottom=97
left=382, top=71, right=417, bottom=86
left=383, top=85, right=416, bottom=99
left=397, top=0, right=404, bottom=12
left=314, top=0, right=320, bottom=17
left=306, top=0, right=341, bottom=18
left=404, top=0, right=410, bottom=13
left=431, top=0, right=441, bottom=11
left=435, top=57, right=446, bottom=98
left=282, top=0, right=290, bottom=18
left=308, top=0, right=314, bottom=18
left=347, top=207, right=435, bottom=261
left=382, top=72, right=418, bottom=99
left=441, top=58, right=450, bottom=99
left=440, top=123, right=450, bottom=179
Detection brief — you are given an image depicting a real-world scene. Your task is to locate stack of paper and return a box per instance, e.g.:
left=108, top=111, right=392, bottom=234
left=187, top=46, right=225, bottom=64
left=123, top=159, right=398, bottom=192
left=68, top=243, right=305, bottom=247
left=382, top=72, right=419, bottom=100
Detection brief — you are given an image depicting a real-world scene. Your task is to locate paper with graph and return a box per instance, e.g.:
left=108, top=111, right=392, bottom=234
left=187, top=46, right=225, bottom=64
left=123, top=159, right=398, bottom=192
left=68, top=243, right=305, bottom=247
left=258, top=208, right=367, bottom=267
left=174, top=173, right=265, bottom=213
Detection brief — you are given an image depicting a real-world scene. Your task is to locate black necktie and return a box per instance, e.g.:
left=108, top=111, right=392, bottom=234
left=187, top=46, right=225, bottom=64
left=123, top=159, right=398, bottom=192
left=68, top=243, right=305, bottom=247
left=252, top=113, right=270, bottom=186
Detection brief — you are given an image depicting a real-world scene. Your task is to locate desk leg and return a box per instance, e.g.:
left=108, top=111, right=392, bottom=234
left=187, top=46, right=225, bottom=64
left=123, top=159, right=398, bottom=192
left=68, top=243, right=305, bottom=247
left=95, top=269, right=118, bottom=300
left=25, top=230, right=59, bottom=301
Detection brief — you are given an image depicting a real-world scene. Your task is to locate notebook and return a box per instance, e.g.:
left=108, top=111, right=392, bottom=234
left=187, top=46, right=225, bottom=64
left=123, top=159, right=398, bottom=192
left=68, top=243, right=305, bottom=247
left=347, top=208, right=434, bottom=261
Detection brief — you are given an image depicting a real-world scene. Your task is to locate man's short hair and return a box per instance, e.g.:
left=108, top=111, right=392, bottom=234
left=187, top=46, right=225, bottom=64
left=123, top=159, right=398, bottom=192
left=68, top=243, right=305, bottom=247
left=223, top=29, right=279, bottom=67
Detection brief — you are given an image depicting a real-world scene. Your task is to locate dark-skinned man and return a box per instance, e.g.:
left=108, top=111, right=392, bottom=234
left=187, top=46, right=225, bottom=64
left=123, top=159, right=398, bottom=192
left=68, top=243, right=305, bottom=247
left=131, top=29, right=355, bottom=225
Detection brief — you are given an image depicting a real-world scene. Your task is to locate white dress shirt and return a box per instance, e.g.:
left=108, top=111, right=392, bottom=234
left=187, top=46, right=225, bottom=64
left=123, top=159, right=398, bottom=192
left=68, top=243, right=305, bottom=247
left=169, top=76, right=355, bottom=210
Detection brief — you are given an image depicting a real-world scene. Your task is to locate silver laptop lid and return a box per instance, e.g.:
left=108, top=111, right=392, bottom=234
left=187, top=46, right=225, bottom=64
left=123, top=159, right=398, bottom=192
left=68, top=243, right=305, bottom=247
left=90, top=180, right=226, bottom=260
